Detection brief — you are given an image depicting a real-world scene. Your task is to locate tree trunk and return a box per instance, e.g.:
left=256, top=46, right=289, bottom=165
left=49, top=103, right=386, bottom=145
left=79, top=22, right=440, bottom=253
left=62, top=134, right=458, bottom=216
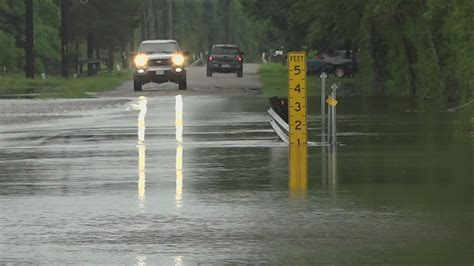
left=74, top=42, right=79, bottom=74
left=87, top=33, right=95, bottom=76
left=130, top=28, right=135, bottom=52
left=107, top=46, right=114, bottom=71
left=152, top=0, right=159, bottom=38
left=224, top=0, right=230, bottom=43
left=144, top=0, right=150, bottom=40
left=395, top=14, right=418, bottom=97
left=367, top=21, right=386, bottom=94
left=167, top=0, right=173, bottom=39
left=121, top=44, right=128, bottom=69
left=427, top=27, right=445, bottom=89
left=140, top=2, right=146, bottom=41
left=25, top=0, right=34, bottom=79
left=61, top=0, right=69, bottom=77
left=96, top=47, right=101, bottom=60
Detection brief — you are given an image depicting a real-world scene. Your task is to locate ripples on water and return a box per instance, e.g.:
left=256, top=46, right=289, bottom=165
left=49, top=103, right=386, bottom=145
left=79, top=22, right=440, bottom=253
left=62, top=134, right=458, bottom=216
left=0, top=97, right=472, bottom=264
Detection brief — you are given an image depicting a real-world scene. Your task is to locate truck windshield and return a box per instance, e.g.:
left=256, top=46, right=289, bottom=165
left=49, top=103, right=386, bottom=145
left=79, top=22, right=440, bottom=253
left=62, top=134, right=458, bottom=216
left=211, top=47, right=239, bottom=55
left=139, top=42, right=178, bottom=54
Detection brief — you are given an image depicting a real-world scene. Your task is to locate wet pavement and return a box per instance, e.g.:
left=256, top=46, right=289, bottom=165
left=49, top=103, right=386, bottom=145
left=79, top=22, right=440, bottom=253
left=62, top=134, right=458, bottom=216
left=0, top=66, right=473, bottom=264
left=97, top=64, right=262, bottom=98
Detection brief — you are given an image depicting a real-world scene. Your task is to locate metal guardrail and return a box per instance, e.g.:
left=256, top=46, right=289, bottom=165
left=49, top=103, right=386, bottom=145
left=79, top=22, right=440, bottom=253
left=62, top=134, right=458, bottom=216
left=189, top=58, right=203, bottom=67
left=268, top=72, right=340, bottom=146
left=267, top=107, right=289, bottom=144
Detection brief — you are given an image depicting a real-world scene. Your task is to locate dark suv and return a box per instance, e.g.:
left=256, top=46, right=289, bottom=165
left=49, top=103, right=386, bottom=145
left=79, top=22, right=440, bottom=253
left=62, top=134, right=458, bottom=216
left=133, top=40, right=187, bottom=91
left=207, top=44, right=244, bottom=78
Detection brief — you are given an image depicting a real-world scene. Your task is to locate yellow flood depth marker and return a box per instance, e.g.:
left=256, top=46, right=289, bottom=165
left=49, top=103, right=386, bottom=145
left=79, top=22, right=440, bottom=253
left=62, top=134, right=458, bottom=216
left=288, top=51, right=308, bottom=190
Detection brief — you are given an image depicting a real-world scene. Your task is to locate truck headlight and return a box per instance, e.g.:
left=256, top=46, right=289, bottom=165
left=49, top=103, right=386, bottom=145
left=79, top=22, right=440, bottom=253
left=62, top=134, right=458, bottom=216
left=134, top=54, right=148, bottom=68
left=172, top=54, right=185, bottom=66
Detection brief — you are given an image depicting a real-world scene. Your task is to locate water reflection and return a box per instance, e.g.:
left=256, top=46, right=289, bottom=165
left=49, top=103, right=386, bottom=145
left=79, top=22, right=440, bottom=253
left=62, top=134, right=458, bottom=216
left=321, top=145, right=328, bottom=186
left=129, top=96, right=148, bottom=207
left=320, top=145, right=338, bottom=192
left=138, top=143, right=146, bottom=203
left=175, top=95, right=184, bottom=209
left=175, top=143, right=183, bottom=209
left=174, top=256, right=183, bottom=266
left=176, top=95, right=183, bottom=143
left=135, top=255, right=147, bottom=266
left=328, top=146, right=338, bottom=191
left=289, top=145, right=308, bottom=198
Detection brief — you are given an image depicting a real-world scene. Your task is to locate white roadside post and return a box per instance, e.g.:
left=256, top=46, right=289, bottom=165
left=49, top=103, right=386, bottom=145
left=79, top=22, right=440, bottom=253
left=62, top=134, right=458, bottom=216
left=128, top=96, right=148, bottom=144
left=330, top=84, right=338, bottom=146
left=320, top=72, right=327, bottom=143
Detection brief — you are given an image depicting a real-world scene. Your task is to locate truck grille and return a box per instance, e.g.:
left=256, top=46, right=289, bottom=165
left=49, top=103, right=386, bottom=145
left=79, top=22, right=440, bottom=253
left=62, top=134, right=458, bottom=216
left=148, top=59, right=172, bottom=67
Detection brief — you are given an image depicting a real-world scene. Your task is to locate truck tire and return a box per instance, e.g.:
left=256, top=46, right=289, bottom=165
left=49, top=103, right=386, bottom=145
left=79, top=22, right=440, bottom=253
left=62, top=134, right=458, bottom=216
left=178, top=75, right=187, bottom=90
left=237, top=68, right=243, bottom=78
left=134, top=79, right=142, bottom=91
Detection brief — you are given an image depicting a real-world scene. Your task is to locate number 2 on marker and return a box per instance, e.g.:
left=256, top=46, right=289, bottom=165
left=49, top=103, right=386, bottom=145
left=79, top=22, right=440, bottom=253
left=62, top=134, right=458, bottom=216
left=295, top=120, right=302, bottom=130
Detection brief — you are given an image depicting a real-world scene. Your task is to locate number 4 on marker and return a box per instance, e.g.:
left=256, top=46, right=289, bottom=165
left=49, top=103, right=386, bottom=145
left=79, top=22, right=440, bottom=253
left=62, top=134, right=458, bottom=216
left=294, top=84, right=301, bottom=93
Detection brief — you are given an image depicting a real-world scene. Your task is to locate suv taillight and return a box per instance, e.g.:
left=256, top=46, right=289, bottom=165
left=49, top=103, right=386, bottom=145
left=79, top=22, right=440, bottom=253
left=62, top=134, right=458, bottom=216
left=208, top=56, right=213, bottom=61
left=237, top=56, right=242, bottom=62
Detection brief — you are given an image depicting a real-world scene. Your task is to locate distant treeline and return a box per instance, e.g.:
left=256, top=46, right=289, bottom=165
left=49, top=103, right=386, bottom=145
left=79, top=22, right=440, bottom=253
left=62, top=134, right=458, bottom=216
left=0, top=0, right=472, bottom=104
left=243, top=0, right=473, bottom=105
left=0, top=0, right=264, bottom=76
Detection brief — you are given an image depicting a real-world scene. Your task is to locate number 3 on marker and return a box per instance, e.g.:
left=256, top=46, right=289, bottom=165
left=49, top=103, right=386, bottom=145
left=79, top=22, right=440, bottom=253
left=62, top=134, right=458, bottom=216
left=295, top=102, right=301, bottom=111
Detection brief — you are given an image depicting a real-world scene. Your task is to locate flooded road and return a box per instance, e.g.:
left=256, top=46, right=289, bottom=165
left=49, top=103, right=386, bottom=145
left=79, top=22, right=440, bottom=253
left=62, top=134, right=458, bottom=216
left=0, top=68, right=472, bottom=264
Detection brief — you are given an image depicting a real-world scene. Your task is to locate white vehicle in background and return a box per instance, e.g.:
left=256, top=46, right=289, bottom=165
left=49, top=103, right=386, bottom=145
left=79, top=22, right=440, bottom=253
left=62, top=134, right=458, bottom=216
left=133, top=40, right=188, bottom=91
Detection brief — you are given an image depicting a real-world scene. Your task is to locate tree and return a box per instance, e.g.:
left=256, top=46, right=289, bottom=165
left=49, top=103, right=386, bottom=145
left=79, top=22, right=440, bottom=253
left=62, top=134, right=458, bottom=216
left=60, top=0, right=69, bottom=77
left=25, top=0, right=34, bottom=78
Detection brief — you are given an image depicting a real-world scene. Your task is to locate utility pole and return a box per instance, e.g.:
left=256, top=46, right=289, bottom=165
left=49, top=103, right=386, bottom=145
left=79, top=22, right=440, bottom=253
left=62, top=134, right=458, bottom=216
left=167, top=0, right=173, bottom=39
left=225, top=0, right=230, bottom=43
left=61, top=0, right=70, bottom=77
left=25, top=0, right=34, bottom=78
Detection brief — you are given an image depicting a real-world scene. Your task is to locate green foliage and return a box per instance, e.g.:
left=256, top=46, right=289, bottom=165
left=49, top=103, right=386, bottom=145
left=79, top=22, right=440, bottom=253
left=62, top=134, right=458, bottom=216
left=242, top=0, right=473, bottom=106
left=257, top=63, right=354, bottom=97
left=0, top=31, right=21, bottom=72
left=168, top=0, right=269, bottom=61
left=0, top=0, right=472, bottom=105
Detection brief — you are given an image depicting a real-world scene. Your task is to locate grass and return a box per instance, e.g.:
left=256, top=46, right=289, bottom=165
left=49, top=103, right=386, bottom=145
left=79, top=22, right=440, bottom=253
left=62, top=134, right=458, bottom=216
left=257, top=63, right=355, bottom=97
left=455, top=104, right=474, bottom=137
left=0, top=71, right=132, bottom=98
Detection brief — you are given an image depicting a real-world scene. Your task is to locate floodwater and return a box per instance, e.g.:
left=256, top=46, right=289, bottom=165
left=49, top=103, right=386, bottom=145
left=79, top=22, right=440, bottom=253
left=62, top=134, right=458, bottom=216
left=0, top=96, right=472, bottom=264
